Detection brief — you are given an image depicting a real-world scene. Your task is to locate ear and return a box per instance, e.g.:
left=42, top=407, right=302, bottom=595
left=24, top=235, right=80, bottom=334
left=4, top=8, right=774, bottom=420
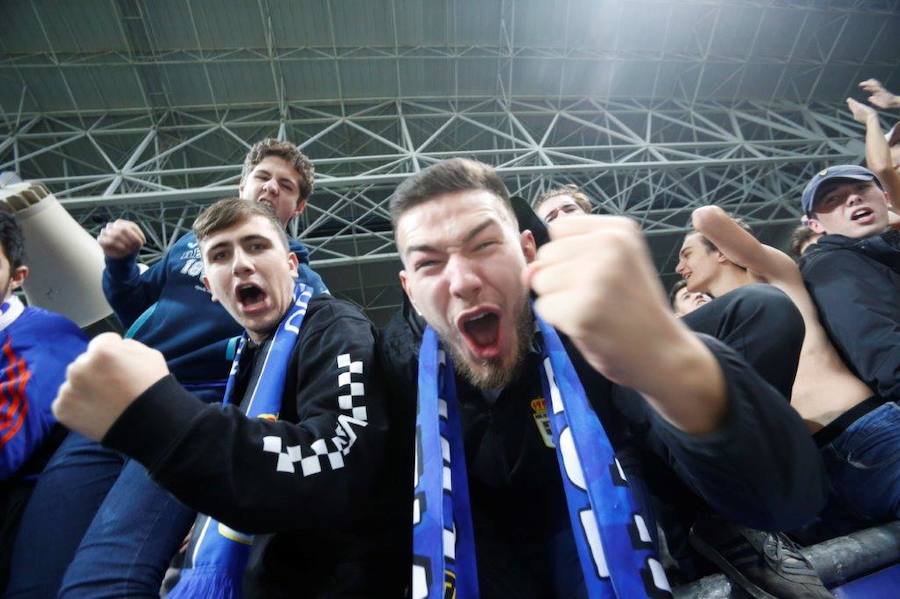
left=398, top=270, right=420, bottom=315
left=715, top=250, right=729, bottom=264
left=520, top=229, right=537, bottom=264
left=201, top=275, right=218, bottom=302
left=291, top=198, right=307, bottom=218
left=288, top=252, right=299, bottom=278
left=9, top=265, right=28, bottom=292
left=807, top=217, right=827, bottom=235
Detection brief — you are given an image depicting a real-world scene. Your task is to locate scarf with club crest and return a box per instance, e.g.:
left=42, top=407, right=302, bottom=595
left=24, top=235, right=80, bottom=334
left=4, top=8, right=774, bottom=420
left=412, top=315, right=673, bottom=598
left=169, top=281, right=313, bottom=599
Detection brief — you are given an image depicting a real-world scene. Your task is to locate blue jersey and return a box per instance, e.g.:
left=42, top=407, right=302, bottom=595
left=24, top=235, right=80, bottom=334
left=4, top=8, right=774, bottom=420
left=102, top=232, right=328, bottom=402
left=0, top=298, right=87, bottom=479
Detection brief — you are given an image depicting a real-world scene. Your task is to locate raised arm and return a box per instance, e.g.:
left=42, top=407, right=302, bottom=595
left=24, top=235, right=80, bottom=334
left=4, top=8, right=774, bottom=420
left=99, top=219, right=168, bottom=328
left=613, top=336, right=826, bottom=531
left=527, top=215, right=727, bottom=435
left=859, top=79, right=900, bottom=110
left=691, top=205, right=796, bottom=281
left=846, top=98, right=900, bottom=209
left=52, top=302, right=391, bottom=533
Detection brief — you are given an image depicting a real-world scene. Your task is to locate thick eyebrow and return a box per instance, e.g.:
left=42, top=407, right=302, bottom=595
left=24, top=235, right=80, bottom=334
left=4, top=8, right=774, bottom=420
left=240, top=234, right=271, bottom=245
left=203, top=234, right=271, bottom=258
left=404, top=218, right=498, bottom=256
left=204, top=240, right=230, bottom=259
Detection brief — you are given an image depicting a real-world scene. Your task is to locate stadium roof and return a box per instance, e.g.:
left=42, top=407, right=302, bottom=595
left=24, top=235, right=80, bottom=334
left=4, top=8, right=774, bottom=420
left=2, top=0, right=899, bottom=323
left=3, top=0, right=899, bottom=114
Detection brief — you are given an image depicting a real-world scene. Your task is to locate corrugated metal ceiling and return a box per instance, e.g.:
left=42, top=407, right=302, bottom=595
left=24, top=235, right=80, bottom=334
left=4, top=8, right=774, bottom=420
left=2, top=0, right=898, bottom=117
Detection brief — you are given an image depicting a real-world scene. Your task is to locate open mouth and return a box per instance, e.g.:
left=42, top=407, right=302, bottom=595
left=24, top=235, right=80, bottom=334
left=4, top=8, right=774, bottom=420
left=457, top=308, right=502, bottom=358
left=851, top=207, right=873, bottom=222
left=236, top=283, right=268, bottom=311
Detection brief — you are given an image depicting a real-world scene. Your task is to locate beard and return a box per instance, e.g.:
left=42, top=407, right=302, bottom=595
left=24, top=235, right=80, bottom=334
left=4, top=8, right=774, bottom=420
left=445, top=301, right=534, bottom=390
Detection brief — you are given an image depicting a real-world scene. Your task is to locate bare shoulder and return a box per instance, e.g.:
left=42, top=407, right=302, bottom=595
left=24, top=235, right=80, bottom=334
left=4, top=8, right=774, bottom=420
left=757, top=246, right=823, bottom=318
left=759, top=245, right=805, bottom=289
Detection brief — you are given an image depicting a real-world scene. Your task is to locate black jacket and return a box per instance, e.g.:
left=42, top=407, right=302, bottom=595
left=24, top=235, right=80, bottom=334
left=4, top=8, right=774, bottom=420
left=380, top=304, right=827, bottom=597
left=104, top=297, right=408, bottom=598
left=800, top=229, right=900, bottom=400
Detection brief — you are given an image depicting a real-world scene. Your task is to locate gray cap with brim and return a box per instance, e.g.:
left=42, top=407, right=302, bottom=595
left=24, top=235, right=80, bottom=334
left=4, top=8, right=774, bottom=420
left=801, top=164, right=883, bottom=216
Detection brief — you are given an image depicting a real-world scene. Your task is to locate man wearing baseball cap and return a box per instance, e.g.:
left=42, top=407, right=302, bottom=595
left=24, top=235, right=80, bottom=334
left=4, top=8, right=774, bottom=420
left=801, top=165, right=896, bottom=393
left=798, top=165, right=900, bottom=535
left=800, top=164, right=900, bottom=540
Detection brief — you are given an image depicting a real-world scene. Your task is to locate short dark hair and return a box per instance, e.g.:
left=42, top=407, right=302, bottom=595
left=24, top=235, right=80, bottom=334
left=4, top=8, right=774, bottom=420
left=0, top=212, right=26, bottom=270
left=193, top=198, right=289, bottom=250
left=241, top=138, right=315, bottom=203
left=669, top=279, right=688, bottom=309
left=390, top=158, right=513, bottom=228
left=533, top=184, right=592, bottom=214
left=790, top=224, right=820, bottom=258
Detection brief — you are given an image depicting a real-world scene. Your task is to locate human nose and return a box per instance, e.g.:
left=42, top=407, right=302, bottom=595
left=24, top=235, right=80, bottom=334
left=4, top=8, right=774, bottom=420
left=446, top=254, right=482, bottom=299
left=232, top=247, right=254, bottom=275
left=262, top=178, right=279, bottom=194
left=846, top=192, right=863, bottom=206
left=675, top=258, right=686, bottom=275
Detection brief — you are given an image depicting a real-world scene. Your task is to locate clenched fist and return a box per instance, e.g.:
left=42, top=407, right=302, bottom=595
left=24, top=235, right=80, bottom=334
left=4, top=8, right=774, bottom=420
left=98, top=219, right=146, bottom=259
left=524, top=215, right=726, bottom=434
left=53, top=333, right=170, bottom=441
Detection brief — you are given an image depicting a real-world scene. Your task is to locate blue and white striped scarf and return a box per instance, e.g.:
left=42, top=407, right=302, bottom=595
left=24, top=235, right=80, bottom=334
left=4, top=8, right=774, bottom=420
left=169, top=281, right=313, bottom=599
left=412, top=315, right=673, bottom=598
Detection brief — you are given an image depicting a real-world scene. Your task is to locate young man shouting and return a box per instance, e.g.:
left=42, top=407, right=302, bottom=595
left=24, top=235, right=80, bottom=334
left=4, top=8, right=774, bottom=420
left=390, top=158, right=825, bottom=598
left=801, top=165, right=900, bottom=401
left=50, top=199, right=406, bottom=598
left=7, top=139, right=331, bottom=597
left=796, top=165, right=900, bottom=535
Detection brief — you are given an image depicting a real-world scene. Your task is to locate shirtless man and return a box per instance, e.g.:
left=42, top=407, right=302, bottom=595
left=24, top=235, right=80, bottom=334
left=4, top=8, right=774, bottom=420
left=847, top=96, right=900, bottom=207
left=676, top=222, right=763, bottom=298
left=691, top=203, right=890, bottom=543
left=675, top=224, right=802, bottom=400
left=690, top=205, right=873, bottom=433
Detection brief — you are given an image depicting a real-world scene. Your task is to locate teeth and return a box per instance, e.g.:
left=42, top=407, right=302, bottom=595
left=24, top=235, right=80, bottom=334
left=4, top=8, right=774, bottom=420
left=467, top=312, right=490, bottom=323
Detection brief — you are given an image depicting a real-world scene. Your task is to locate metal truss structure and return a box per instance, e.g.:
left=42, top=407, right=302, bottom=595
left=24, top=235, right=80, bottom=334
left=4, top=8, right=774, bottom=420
left=0, top=96, right=871, bottom=322
left=2, top=0, right=898, bottom=322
